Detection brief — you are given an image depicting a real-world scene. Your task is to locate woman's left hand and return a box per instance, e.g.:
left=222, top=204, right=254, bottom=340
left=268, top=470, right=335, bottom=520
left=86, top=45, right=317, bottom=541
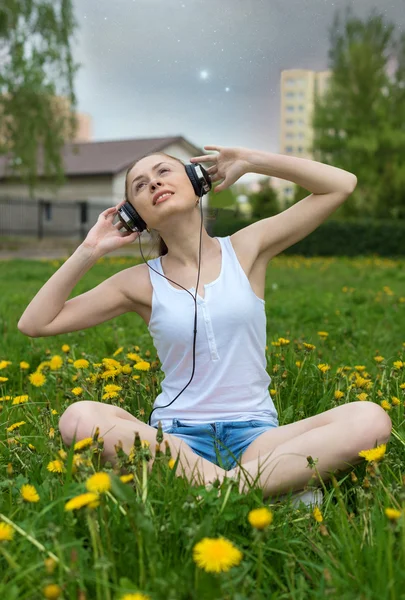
left=189, top=145, right=250, bottom=193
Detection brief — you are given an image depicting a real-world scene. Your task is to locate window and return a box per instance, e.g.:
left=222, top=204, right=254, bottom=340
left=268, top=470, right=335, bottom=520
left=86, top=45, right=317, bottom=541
left=286, top=105, right=295, bottom=112
left=285, top=146, right=293, bottom=153
left=43, top=202, right=52, bottom=221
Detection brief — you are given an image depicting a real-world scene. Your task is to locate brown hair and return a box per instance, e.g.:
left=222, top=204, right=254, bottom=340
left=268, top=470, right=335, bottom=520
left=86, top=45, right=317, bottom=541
left=124, top=152, right=186, bottom=257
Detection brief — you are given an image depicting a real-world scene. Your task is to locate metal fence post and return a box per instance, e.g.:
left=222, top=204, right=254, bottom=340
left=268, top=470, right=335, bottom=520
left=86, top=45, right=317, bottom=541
left=37, top=199, right=44, bottom=240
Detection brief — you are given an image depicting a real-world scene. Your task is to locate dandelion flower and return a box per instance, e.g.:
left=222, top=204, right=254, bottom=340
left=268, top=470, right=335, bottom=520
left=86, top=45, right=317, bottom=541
left=303, top=343, right=316, bottom=351
left=193, top=537, right=243, bottom=573
left=381, top=400, right=392, bottom=411
left=29, top=372, right=46, bottom=387
left=73, top=437, right=93, bottom=451
left=104, top=384, right=122, bottom=393
left=86, top=472, right=111, bottom=494
left=248, top=507, right=273, bottom=530
left=313, top=506, right=323, bottom=522
left=61, top=344, right=70, bottom=352
left=334, top=391, right=344, bottom=400
left=120, top=474, right=134, bottom=483
left=71, top=387, right=83, bottom=396
left=0, top=376, right=8, bottom=382
left=102, top=391, right=119, bottom=400
left=6, top=421, right=26, bottom=432
left=358, top=443, right=386, bottom=463
left=0, top=522, right=14, bottom=542
left=49, top=355, right=63, bottom=370
left=385, top=508, right=403, bottom=520
left=113, top=347, right=123, bottom=357
left=0, top=360, right=12, bottom=370
left=317, top=364, right=331, bottom=373
left=134, top=361, right=150, bottom=371
left=374, top=356, right=384, bottom=363
left=21, top=484, right=40, bottom=503
left=73, top=359, right=89, bottom=369
left=392, top=396, right=401, bottom=406
left=393, top=361, right=404, bottom=370
left=19, top=361, right=30, bottom=369
left=168, top=458, right=176, bottom=470
left=12, top=394, right=29, bottom=405
left=47, top=460, right=65, bottom=473
left=356, top=393, right=368, bottom=401
left=126, top=353, right=142, bottom=362
left=317, top=331, right=328, bottom=338
left=102, top=358, right=121, bottom=369
left=64, top=492, right=100, bottom=511
left=43, top=584, right=62, bottom=599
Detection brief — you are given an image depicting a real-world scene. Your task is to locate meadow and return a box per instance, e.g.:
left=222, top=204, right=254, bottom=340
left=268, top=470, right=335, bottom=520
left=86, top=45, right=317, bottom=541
left=1, top=252, right=405, bottom=600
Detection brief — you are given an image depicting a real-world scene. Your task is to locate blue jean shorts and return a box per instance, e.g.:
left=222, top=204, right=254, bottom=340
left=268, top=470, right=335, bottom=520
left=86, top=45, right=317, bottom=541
left=159, top=418, right=279, bottom=470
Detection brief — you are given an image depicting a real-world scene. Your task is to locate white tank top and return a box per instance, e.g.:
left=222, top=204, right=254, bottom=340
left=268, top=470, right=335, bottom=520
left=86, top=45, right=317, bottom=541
left=146, top=235, right=279, bottom=430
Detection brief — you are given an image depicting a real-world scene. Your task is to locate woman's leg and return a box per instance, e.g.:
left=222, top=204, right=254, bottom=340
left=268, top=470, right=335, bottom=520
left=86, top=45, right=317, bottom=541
left=229, top=403, right=392, bottom=499
left=58, top=401, right=228, bottom=487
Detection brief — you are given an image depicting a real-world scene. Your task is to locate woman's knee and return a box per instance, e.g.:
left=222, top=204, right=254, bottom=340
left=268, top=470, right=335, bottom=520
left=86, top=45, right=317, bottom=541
left=59, top=400, right=102, bottom=447
left=351, top=401, right=392, bottom=445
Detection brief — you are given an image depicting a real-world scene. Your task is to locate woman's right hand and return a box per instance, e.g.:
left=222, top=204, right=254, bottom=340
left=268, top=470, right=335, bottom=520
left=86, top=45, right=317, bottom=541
left=81, top=201, right=141, bottom=256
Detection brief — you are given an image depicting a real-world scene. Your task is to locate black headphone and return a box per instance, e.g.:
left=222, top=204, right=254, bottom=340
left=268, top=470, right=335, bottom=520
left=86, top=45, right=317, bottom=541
left=116, top=162, right=213, bottom=426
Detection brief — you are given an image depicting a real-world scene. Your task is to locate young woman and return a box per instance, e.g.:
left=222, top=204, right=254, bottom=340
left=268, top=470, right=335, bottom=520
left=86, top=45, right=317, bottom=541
left=18, top=145, right=391, bottom=502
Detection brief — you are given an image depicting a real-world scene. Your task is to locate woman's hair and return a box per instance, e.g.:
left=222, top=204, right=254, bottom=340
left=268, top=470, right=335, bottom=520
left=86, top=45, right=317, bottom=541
left=124, top=152, right=186, bottom=257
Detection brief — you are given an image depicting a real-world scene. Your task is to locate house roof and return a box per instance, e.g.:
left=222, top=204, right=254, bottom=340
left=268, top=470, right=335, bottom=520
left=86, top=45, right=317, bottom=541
left=0, top=135, right=204, bottom=178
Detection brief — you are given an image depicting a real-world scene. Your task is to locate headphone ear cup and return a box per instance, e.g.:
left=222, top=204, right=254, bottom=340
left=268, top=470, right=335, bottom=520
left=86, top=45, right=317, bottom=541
left=186, top=163, right=212, bottom=197
left=117, top=202, right=147, bottom=232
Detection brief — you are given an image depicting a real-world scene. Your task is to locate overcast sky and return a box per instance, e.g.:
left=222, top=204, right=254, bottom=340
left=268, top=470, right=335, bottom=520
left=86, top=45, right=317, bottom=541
left=70, top=0, right=404, bottom=182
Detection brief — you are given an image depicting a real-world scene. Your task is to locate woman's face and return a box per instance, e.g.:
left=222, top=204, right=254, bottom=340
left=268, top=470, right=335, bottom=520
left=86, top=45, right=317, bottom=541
left=127, top=155, right=198, bottom=230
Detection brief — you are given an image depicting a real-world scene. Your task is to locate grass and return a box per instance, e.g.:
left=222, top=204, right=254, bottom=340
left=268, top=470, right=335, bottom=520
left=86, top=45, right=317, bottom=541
left=1, top=252, right=405, bottom=599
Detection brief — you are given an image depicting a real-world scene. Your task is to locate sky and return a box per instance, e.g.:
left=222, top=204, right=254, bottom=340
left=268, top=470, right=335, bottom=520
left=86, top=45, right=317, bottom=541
left=70, top=0, right=404, bottom=183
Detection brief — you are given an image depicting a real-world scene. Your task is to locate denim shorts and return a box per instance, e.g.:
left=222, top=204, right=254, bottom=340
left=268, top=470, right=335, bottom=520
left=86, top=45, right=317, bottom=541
left=159, top=418, right=279, bottom=470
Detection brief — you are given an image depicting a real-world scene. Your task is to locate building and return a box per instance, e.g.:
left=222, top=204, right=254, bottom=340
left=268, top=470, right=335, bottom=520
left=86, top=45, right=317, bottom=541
left=278, top=68, right=331, bottom=205
left=0, top=136, right=211, bottom=239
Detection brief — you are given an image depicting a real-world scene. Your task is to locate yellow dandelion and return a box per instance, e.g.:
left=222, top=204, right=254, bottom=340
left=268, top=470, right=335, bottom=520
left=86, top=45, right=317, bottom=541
left=278, top=337, right=290, bottom=346
left=0, top=522, right=14, bottom=542
left=86, top=472, right=111, bottom=494
left=119, top=474, right=134, bottom=483
left=168, top=458, right=176, bottom=470
left=49, top=355, right=63, bottom=370
left=43, top=584, right=62, bottom=599
left=71, top=387, right=83, bottom=396
left=73, top=437, right=93, bottom=451
left=295, top=361, right=301, bottom=367
left=102, top=358, right=121, bottom=369
left=313, top=506, right=323, bottom=522
left=71, top=374, right=78, bottom=382
left=64, top=492, right=100, bottom=511
left=303, top=343, right=316, bottom=350
left=58, top=449, right=68, bottom=460
left=392, top=396, right=401, bottom=406
left=126, top=352, right=142, bottom=362
left=270, top=388, right=276, bottom=395
left=12, top=394, right=29, bottom=405
left=0, top=376, right=8, bottom=382
left=6, top=420, right=26, bottom=432
left=317, top=364, right=331, bottom=373
left=44, top=557, right=57, bottom=573
left=47, top=460, right=65, bottom=473
left=132, top=375, right=140, bottom=381
left=381, top=400, right=392, bottom=411
left=52, top=409, right=58, bottom=415
left=113, top=347, right=123, bottom=356
left=374, top=356, right=384, bottom=363
left=385, top=508, right=403, bottom=520
left=73, top=359, right=89, bottom=369
left=19, top=361, right=30, bottom=369
left=400, top=383, right=405, bottom=390
left=49, top=427, right=55, bottom=439
left=29, top=371, right=46, bottom=387
left=334, top=390, right=344, bottom=400
left=248, top=507, right=273, bottom=530
left=0, top=360, right=12, bottom=370
left=104, top=384, right=122, bottom=393
left=134, top=361, right=150, bottom=371
left=358, top=443, right=386, bottom=463
left=193, top=537, right=243, bottom=573
left=102, top=391, right=119, bottom=400
left=20, top=484, right=40, bottom=503
left=28, top=443, right=36, bottom=451
left=122, top=364, right=132, bottom=374
left=354, top=365, right=366, bottom=372
left=99, top=369, right=121, bottom=380
left=317, top=331, right=329, bottom=338
left=393, top=361, right=404, bottom=370
left=356, top=393, right=368, bottom=401
left=61, top=344, right=70, bottom=352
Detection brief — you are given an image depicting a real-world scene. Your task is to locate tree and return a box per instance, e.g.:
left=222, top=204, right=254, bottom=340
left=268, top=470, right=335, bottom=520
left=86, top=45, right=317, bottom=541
left=249, top=178, right=281, bottom=219
left=0, top=1, right=79, bottom=196
left=311, top=7, right=405, bottom=219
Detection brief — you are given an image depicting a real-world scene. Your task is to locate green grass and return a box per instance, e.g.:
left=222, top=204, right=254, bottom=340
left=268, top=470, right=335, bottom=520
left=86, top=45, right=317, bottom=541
left=1, top=254, right=405, bottom=599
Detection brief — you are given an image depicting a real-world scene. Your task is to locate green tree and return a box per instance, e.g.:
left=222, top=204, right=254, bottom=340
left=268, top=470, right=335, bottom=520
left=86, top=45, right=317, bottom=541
left=311, top=7, right=405, bottom=218
left=249, top=178, right=281, bottom=219
left=0, top=1, right=79, bottom=196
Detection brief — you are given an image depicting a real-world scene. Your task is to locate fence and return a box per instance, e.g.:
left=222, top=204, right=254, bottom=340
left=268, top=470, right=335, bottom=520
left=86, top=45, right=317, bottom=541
left=0, top=197, right=113, bottom=240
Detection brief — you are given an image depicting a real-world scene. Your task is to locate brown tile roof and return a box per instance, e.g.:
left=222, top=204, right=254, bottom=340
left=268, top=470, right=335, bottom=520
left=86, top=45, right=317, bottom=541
left=0, top=135, right=204, bottom=178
